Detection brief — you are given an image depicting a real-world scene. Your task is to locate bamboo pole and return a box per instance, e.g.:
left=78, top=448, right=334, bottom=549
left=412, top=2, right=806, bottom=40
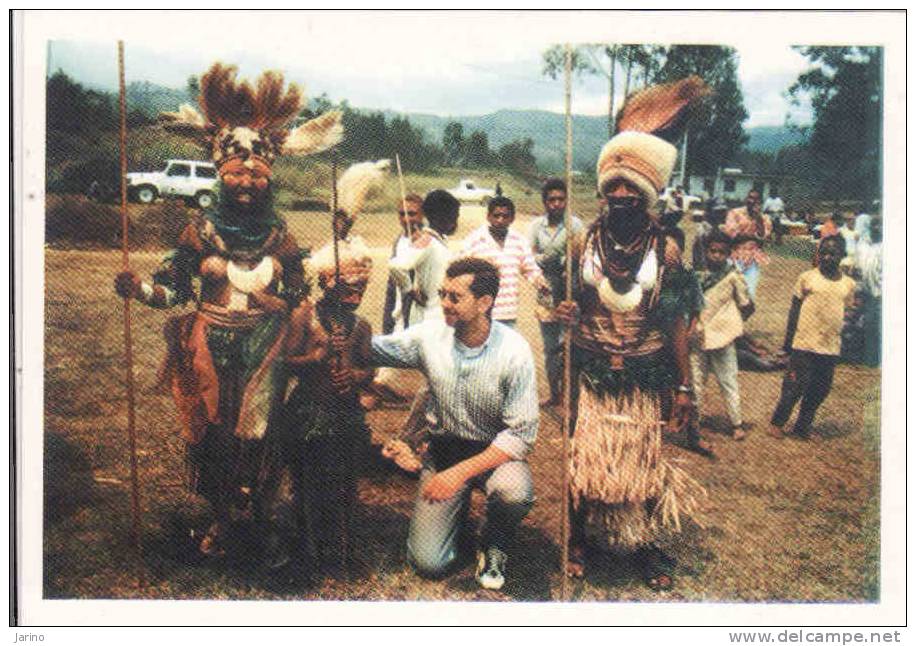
left=560, top=43, right=574, bottom=602
left=331, top=150, right=340, bottom=286
left=117, top=40, right=145, bottom=588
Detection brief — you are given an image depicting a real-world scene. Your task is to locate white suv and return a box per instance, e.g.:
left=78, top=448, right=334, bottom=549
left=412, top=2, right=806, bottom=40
left=126, top=160, right=219, bottom=209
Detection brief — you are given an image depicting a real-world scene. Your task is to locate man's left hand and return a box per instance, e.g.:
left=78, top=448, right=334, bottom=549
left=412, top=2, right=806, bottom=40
left=421, top=468, right=465, bottom=502
left=330, top=365, right=355, bottom=393
left=669, top=392, right=695, bottom=433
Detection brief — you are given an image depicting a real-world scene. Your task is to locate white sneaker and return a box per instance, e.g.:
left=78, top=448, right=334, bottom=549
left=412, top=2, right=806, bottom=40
left=475, top=546, right=508, bottom=591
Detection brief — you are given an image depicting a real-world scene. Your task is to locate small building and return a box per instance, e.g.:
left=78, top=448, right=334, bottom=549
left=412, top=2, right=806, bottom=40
left=670, top=169, right=785, bottom=204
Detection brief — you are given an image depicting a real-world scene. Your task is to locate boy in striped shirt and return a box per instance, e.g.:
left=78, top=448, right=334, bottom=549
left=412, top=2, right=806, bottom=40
left=461, top=196, right=550, bottom=327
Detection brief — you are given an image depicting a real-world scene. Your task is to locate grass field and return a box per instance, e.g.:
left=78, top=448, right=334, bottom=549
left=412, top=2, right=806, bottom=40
left=42, top=199, right=881, bottom=602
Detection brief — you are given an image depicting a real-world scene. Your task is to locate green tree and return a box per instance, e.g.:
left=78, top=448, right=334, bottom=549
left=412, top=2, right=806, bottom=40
left=789, top=46, right=882, bottom=202
left=442, top=121, right=465, bottom=166
left=655, top=45, right=749, bottom=183
left=498, top=138, right=537, bottom=175
left=464, top=130, right=492, bottom=168
left=543, top=44, right=617, bottom=137
left=46, top=71, right=116, bottom=133
left=186, top=75, right=199, bottom=101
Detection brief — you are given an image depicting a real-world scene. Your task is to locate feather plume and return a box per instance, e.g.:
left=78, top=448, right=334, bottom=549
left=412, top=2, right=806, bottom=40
left=615, top=75, right=711, bottom=142
left=159, top=103, right=208, bottom=130
left=251, top=70, right=302, bottom=130
left=337, top=159, right=391, bottom=216
left=283, top=110, right=344, bottom=156
left=199, top=63, right=258, bottom=129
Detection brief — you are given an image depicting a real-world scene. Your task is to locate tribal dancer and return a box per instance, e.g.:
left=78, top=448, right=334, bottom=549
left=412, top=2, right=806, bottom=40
left=283, top=242, right=375, bottom=572
left=556, top=77, right=708, bottom=590
left=114, top=63, right=342, bottom=565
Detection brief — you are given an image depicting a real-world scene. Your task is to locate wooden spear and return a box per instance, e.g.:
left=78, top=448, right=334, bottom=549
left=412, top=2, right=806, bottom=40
left=560, top=42, right=574, bottom=602
left=117, top=40, right=145, bottom=588
left=331, top=149, right=340, bottom=287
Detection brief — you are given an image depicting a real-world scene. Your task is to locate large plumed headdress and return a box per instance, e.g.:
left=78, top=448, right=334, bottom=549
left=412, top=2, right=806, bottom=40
left=160, top=63, right=343, bottom=168
left=597, top=76, right=710, bottom=206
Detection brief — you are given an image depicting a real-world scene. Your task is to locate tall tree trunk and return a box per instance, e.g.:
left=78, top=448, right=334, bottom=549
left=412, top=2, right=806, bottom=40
left=607, top=46, right=617, bottom=138
left=624, top=56, right=633, bottom=99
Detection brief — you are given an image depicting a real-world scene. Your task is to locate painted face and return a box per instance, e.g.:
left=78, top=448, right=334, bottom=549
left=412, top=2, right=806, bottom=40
left=602, top=179, right=648, bottom=243
left=320, top=259, right=369, bottom=309
left=333, top=211, right=355, bottom=240
left=398, top=201, right=424, bottom=235
left=439, top=274, right=489, bottom=328
left=487, top=205, right=514, bottom=238
left=543, top=189, right=567, bottom=219
left=705, top=241, right=730, bottom=269
left=219, top=156, right=271, bottom=206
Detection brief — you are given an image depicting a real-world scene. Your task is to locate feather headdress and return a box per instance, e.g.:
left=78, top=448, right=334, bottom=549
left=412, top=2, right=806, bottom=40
left=615, top=75, right=710, bottom=142
left=160, top=63, right=343, bottom=167
left=597, top=75, right=711, bottom=205
left=337, top=159, right=391, bottom=217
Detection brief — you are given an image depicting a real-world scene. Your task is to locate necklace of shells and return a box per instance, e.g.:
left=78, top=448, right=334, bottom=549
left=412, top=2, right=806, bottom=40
left=592, top=228, right=659, bottom=314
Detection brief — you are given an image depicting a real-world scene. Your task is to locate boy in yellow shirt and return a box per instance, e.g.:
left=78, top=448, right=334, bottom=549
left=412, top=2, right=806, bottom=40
left=690, top=230, right=755, bottom=442
left=769, top=236, right=856, bottom=439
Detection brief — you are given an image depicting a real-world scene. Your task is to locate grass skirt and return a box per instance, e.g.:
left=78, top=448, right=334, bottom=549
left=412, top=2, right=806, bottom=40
left=570, top=378, right=706, bottom=552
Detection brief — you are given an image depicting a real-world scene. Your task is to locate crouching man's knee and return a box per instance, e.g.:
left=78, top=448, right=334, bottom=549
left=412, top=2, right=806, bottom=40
left=407, top=538, right=457, bottom=579
left=486, top=463, right=535, bottom=513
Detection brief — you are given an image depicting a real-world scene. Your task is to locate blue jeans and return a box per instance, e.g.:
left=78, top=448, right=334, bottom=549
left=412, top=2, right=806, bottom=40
left=539, top=321, right=564, bottom=400
left=407, top=458, right=534, bottom=578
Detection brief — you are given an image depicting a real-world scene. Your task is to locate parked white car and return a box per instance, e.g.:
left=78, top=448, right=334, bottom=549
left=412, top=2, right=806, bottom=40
left=126, top=159, right=219, bottom=209
left=448, top=179, right=496, bottom=205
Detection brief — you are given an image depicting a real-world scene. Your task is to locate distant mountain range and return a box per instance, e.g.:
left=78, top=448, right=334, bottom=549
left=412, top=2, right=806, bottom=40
left=120, top=80, right=807, bottom=172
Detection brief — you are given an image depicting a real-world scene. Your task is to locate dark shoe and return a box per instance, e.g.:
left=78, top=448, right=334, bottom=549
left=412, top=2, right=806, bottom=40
left=263, top=531, right=292, bottom=571
left=475, top=546, right=508, bottom=591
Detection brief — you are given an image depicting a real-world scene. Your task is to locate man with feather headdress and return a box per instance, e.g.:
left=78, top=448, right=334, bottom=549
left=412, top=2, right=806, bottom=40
left=556, top=76, right=709, bottom=589
left=114, top=63, right=343, bottom=565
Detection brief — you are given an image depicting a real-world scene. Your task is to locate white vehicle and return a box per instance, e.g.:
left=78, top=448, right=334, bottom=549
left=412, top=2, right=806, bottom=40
left=448, top=179, right=496, bottom=205
left=126, top=159, right=219, bottom=209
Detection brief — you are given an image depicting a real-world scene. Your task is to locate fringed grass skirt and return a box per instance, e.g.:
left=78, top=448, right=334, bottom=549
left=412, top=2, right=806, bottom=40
left=570, top=378, right=706, bottom=552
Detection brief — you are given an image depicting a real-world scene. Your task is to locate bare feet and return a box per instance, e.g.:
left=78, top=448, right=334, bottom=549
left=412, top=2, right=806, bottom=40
left=381, top=439, right=423, bottom=473
left=732, top=426, right=747, bottom=441
left=566, top=545, right=585, bottom=578
left=199, top=522, right=226, bottom=557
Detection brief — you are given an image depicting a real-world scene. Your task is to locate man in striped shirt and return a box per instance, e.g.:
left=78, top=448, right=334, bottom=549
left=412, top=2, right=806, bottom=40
left=371, top=257, right=538, bottom=591
left=461, top=196, right=550, bottom=327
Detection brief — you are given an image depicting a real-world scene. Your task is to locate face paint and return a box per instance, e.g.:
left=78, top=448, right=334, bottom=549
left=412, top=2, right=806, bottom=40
left=604, top=195, right=649, bottom=244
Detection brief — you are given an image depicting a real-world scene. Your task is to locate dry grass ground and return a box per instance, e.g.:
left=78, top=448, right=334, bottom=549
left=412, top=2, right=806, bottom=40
left=42, top=201, right=880, bottom=602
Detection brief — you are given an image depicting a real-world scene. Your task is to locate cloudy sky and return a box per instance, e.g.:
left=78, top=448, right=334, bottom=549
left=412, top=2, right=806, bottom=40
left=41, top=11, right=846, bottom=128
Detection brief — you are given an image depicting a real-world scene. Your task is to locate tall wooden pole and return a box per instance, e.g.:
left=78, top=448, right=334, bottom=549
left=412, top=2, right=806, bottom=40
left=331, top=150, right=340, bottom=286
left=118, top=40, right=145, bottom=588
left=560, top=43, right=574, bottom=602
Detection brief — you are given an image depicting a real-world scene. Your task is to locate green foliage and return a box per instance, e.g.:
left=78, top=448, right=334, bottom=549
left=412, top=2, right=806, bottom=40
left=656, top=45, right=749, bottom=178
left=47, top=71, right=118, bottom=133
left=442, top=121, right=465, bottom=166
left=463, top=130, right=493, bottom=168
left=541, top=44, right=594, bottom=80
left=498, top=138, right=537, bottom=176
left=789, top=46, right=882, bottom=202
